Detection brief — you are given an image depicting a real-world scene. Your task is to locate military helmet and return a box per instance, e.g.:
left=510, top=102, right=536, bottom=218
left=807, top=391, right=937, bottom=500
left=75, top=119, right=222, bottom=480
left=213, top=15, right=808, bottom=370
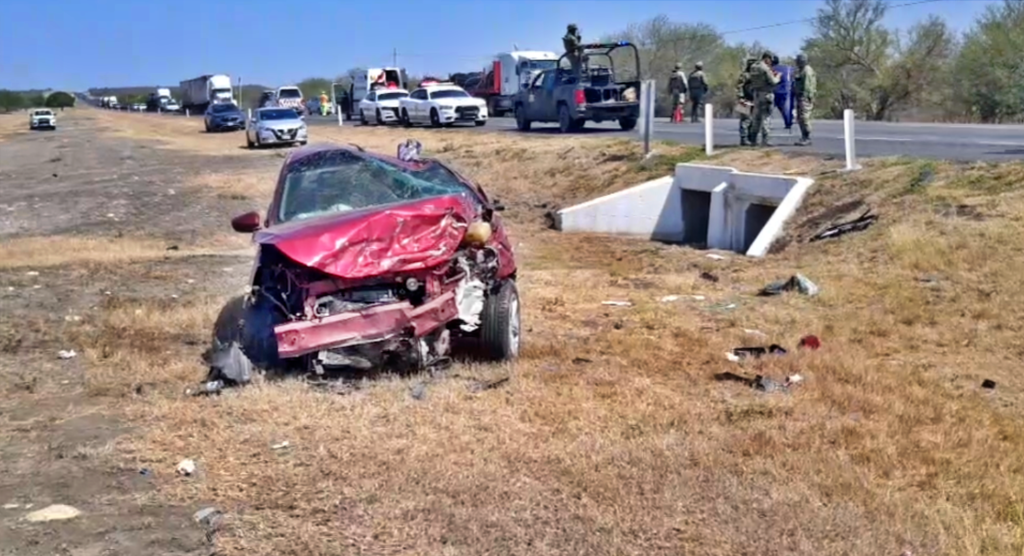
left=695, top=61, right=703, bottom=70
left=796, top=53, right=808, bottom=65
left=761, top=51, right=774, bottom=61
left=567, top=23, right=577, bottom=31
left=674, top=62, right=682, bottom=70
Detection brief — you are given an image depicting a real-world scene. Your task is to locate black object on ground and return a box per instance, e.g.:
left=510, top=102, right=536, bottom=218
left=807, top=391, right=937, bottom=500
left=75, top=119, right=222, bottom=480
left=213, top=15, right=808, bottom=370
left=981, top=379, right=996, bottom=389
left=809, top=208, right=878, bottom=242
left=699, top=271, right=719, bottom=283
left=732, top=344, right=788, bottom=359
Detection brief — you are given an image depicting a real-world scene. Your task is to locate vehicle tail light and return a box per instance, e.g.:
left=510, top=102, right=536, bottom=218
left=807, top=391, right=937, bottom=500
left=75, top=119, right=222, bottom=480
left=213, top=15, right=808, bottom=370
left=574, top=89, right=585, bottom=105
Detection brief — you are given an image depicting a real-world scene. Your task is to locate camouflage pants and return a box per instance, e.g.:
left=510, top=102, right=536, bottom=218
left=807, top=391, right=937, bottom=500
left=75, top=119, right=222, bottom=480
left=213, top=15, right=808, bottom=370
left=738, top=114, right=751, bottom=142
left=796, top=97, right=813, bottom=137
left=750, top=92, right=774, bottom=144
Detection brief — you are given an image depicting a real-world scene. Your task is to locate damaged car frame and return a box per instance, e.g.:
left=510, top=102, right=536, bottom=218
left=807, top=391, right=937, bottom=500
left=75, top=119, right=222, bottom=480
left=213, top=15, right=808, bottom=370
left=211, top=143, right=520, bottom=384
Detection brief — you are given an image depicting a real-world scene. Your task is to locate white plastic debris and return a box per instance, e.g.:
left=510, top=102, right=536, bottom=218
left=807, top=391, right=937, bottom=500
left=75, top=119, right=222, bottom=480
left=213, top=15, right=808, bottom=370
left=57, top=349, right=77, bottom=359
left=454, top=265, right=486, bottom=333
left=3, top=503, right=20, bottom=510
left=691, top=295, right=706, bottom=301
left=32, top=285, right=42, bottom=289
left=706, top=254, right=726, bottom=261
left=186, top=279, right=196, bottom=284
left=602, top=301, right=633, bottom=307
left=786, top=374, right=804, bottom=385
left=725, top=352, right=741, bottom=362
left=24, top=504, right=81, bottom=522
left=64, top=315, right=82, bottom=322
left=25, top=271, right=39, bottom=276
left=271, top=441, right=290, bottom=450
left=744, top=328, right=767, bottom=338
left=176, top=459, right=196, bottom=476
left=171, top=294, right=179, bottom=299
left=660, top=295, right=681, bottom=303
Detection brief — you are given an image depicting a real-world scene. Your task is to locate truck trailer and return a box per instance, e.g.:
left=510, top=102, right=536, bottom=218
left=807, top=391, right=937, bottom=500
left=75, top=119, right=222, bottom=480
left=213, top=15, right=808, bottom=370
left=179, top=74, right=234, bottom=112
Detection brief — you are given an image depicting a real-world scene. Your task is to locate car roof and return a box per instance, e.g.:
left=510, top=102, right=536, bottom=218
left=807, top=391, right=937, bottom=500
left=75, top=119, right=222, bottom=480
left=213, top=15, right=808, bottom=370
left=373, top=88, right=409, bottom=94
left=421, top=85, right=464, bottom=92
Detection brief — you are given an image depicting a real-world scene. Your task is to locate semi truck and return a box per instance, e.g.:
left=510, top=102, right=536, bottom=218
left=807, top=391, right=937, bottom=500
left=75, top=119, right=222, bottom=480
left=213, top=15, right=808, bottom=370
left=179, top=74, right=234, bottom=112
left=470, top=51, right=559, bottom=117
left=146, top=87, right=175, bottom=112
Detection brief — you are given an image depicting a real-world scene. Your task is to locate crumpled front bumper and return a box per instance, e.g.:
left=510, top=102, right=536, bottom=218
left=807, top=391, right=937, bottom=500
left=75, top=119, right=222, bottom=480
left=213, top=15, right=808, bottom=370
left=273, top=290, right=458, bottom=358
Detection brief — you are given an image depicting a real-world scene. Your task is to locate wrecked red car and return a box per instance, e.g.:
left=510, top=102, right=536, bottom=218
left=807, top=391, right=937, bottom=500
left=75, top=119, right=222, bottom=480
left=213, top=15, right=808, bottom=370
left=208, top=143, right=519, bottom=384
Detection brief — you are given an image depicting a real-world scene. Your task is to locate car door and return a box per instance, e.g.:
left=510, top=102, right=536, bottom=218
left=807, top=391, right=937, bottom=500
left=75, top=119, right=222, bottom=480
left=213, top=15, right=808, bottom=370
left=361, top=91, right=376, bottom=117
left=525, top=71, right=552, bottom=121
left=410, top=89, right=428, bottom=121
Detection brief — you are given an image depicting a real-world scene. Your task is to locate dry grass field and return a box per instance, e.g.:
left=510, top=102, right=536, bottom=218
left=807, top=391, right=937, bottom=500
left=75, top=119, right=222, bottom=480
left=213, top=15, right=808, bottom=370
left=1, top=107, right=1023, bottom=555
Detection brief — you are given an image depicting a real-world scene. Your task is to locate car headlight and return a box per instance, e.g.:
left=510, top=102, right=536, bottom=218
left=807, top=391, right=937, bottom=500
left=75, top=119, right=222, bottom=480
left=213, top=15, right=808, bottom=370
left=440, top=105, right=454, bottom=111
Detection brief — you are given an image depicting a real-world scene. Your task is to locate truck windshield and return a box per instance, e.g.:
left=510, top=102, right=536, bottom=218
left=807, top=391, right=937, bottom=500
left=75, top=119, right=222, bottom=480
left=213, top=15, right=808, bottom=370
left=278, top=150, right=475, bottom=223
left=278, top=89, right=302, bottom=99
left=522, top=59, right=557, bottom=72
left=429, top=89, right=469, bottom=100
left=212, top=88, right=233, bottom=96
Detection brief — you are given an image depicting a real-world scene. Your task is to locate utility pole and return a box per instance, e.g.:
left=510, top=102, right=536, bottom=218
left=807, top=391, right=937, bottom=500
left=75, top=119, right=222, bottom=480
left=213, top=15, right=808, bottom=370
left=393, top=47, right=397, bottom=67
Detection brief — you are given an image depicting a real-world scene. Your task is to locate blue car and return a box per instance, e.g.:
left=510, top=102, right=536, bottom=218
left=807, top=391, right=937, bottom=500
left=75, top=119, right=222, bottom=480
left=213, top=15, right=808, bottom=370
left=205, top=103, right=245, bottom=132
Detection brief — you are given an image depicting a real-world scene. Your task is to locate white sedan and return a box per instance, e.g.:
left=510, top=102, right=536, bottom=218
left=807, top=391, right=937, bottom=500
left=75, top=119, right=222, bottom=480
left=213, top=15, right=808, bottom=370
left=357, top=88, right=409, bottom=125
left=398, top=84, right=488, bottom=127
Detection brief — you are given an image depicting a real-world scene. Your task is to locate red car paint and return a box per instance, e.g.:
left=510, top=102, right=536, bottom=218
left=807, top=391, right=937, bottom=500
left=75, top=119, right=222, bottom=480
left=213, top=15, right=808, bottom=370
left=239, top=144, right=516, bottom=360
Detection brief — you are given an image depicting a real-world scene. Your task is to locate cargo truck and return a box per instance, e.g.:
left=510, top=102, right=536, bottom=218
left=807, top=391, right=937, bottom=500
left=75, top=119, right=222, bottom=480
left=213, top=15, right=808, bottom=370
left=179, top=74, right=235, bottom=112
left=471, top=51, right=559, bottom=117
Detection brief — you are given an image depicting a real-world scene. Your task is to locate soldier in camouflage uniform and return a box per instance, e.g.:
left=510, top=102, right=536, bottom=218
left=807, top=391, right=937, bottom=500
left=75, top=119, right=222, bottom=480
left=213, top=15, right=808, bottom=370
left=793, top=53, right=817, bottom=146
left=668, top=62, right=688, bottom=123
left=687, top=62, right=709, bottom=123
left=748, top=51, right=781, bottom=147
left=736, top=58, right=756, bottom=146
left=563, top=24, right=583, bottom=76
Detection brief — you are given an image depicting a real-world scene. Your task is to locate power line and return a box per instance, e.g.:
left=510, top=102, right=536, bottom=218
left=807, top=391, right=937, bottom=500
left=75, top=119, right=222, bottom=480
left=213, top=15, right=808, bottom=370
left=719, top=0, right=950, bottom=36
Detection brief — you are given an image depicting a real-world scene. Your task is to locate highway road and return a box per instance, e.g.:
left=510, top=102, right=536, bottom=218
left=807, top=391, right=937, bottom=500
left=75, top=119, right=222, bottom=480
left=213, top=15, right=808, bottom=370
left=306, top=113, right=1024, bottom=162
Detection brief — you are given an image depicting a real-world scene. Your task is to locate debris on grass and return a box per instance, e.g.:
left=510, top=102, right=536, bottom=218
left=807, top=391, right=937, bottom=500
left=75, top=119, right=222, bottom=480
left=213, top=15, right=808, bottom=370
left=176, top=459, right=196, bottom=476
left=809, top=208, right=877, bottom=242
left=601, top=300, right=632, bottom=307
left=468, top=376, right=510, bottom=393
left=271, top=441, right=290, bottom=450
left=24, top=504, right=81, bottom=522
left=57, top=349, right=77, bottom=359
left=660, top=295, right=681, bottom=303
left=758, top=274, right=819, bottom=297
left=981, top=379, right=996, bottom=389
left=699, top=271, right=719, bottom=283
left=798, top=334, right=821, bottom=349
left=706, top=253, right=726, bottom=261
left=410, top=382, right=427, bottom=400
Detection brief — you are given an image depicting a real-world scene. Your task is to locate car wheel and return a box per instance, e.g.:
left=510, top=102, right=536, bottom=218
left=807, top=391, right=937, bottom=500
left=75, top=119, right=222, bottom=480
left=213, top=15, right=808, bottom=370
left=246, top=133, right=254, bottom=148
left=298, top=140, right=307, bottom=146
left=375, top=108, right=384, bottom=125
left=401, top=109, right=412, bottom=127
left=514, top=105, right=531, bottom=131
left=558, top=104, right=574, bottom=133
left=618, top=116, right=637, bottom=131
left=360, top=109, right=368, bottom=125
left=429, top=108, right=441, bottom=128
left=209, top=295, right=283, bottom=383
left=205, top=121, right=211, bottom=132
left=479, top=280, right=521, bottom=361
left=475, top=120, right=486, bottom=127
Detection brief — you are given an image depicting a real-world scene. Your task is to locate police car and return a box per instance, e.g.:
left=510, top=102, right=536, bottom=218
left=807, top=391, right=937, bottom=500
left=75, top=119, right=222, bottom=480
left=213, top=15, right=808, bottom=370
left=357, top=87, right=410, bottom=125
left=397, top=83, right=488, bottom=127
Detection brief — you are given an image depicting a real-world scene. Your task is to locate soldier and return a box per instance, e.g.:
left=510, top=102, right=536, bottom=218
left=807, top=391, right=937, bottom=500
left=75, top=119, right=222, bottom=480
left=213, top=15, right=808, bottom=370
left=794, top=53, right=817, bottom=146
left=748, top=51, right=781, bottom=147
left=736, top=58, right=756, bottom=146
left=668, top=62, right=688, bottom=123
left=687, top=61, right=709, bottom=123
left=563, top=24, right=583, bottom=75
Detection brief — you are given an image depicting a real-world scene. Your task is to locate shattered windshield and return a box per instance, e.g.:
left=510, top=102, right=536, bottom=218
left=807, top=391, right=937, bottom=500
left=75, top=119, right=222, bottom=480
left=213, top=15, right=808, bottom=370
left=277, top=150, right=476, bottom=223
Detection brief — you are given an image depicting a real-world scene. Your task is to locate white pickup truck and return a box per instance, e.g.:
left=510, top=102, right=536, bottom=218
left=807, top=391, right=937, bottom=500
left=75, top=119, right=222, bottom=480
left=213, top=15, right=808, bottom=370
left=397, top=83, right=488, bottom=127
left=29, top=108, right=56, bottom=131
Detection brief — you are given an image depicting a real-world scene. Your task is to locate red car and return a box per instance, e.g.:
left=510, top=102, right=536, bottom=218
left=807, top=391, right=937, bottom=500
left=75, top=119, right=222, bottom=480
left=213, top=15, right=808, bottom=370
left=209, top=143, right=520, bottom=383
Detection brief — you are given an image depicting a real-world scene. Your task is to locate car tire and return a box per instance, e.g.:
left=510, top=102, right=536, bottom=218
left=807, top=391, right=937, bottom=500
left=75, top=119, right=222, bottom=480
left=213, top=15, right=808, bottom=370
left=558, top=104, right=574, bottom=133
left=360, top=110, right=368, bottom=125
left=401, top=109, right=411, bottom=127
left=246, top=133, right=254, bottom=148
left=514, top=105, right=531, bottom=131
left=430, top=108, right=441, bottom=128
left=479, top=279, right=521, bottom=361
left=298, top=140, right=307, bottom=146
left=375, top=108, right=384, bottom=125
left=618, top=117, right=637, bottom=131
left=475, top=120, right=486, bottom=127
left=209, top=294, right=282, bottom=383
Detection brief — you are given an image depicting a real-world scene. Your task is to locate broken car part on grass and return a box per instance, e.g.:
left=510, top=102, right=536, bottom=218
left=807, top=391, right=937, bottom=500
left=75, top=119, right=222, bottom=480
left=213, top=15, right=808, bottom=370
left=204, top=143, right=521, bottom=389
left=809, top=208, right=877, bottom=242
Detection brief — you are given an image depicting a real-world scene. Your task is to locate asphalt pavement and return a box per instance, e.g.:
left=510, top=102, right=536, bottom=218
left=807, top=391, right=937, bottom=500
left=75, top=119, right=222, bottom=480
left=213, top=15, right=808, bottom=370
left=305, top=113, right=1024, bottom=162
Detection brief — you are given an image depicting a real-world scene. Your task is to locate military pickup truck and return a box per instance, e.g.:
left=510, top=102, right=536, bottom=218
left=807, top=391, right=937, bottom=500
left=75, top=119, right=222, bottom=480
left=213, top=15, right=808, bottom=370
left=513, top=41, right=641, bottom=133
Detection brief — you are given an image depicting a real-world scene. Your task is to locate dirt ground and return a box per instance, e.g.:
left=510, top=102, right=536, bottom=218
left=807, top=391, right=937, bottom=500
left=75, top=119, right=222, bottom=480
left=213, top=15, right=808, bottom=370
left=1, top=108, right=1023, bottom=555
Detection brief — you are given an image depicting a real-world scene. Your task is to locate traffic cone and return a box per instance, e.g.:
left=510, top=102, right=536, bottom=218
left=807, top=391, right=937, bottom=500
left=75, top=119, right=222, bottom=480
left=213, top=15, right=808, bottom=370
left=672, top=105, right=683, bottom=123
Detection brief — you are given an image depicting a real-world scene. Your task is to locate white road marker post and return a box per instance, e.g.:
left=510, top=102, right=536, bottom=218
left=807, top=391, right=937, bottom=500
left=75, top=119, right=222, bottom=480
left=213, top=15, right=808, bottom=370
left=638, top=80, right=655, bottom=157
left=704, top=103, right=714, bottom=156
left=843, top=108, right=861, bottom=171
left=185, top=108, right=189, bottom=118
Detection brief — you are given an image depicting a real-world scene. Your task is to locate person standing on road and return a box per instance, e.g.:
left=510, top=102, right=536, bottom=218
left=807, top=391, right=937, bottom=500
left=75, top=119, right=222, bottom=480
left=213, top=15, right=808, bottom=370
left=687, top=62, right=709, bottom=123
left=771, top=55, right=794, bottom=131
left=748, top=51, right=781, bottom=147
left=668, top=63, right=688, bottom=123
left=319, top=91, right=329, bottom=117
left=736, top=58, right=756, bottom=146
left=794, top=53, right=817, bottom=146
left=563, top=24, right=583, bottom=75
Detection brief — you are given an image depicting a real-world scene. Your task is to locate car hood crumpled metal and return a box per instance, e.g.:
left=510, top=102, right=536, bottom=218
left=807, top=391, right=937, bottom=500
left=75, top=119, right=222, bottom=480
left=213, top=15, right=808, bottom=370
left=254, top=193, right=477, bottom=280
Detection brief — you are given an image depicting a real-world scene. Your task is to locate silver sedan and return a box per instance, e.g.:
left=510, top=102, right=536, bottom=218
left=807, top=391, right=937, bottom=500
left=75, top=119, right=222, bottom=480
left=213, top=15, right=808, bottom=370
left=246, top=108, right=308, bottom=149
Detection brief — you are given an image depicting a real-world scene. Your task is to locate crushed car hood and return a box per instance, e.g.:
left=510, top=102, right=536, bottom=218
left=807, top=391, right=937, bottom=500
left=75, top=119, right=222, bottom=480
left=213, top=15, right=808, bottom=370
left=255, top=194, right=476, bottom=280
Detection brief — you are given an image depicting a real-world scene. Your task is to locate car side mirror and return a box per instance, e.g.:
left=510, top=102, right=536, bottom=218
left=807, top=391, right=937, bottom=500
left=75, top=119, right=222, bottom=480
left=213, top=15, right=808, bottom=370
left=231, top=211, right=261, bottom=233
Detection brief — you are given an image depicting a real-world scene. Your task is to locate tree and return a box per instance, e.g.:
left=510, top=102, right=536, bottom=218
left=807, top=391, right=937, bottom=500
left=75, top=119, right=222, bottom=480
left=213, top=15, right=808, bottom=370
left=26, top=94, right=46, bottom=108
left=45, top=92, right=76, bottom=108
left=297, top=77, right=333, bottom=99
left=952, top=0, right=1024, bottom=122
left=0, top=90, right=25, bottom=112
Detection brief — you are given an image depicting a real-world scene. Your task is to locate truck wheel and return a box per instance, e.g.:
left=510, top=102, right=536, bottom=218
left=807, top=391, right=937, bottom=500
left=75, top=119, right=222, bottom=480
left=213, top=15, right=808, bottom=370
left=558, top=104, right=574, bottom=133
left=479, top=280, right=521, bottom=361
left=429, top=109, right=441, bottom=128
left=375, top=108, right=384, bottom=125
left=619, top=117, right=638, bottom=131
left=401, top=109, right=412, bottom=127
left=514, top=105, right=531, bottom=131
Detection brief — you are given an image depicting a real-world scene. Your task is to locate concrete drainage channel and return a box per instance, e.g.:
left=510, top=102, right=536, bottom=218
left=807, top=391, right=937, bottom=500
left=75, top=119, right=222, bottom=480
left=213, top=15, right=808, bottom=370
left=552, top=163, right=814, bottom=257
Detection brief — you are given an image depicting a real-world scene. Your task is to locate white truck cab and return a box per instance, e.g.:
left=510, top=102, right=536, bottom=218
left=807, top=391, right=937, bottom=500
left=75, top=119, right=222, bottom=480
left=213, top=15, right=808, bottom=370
left=349, top=68, right=407, bottom=107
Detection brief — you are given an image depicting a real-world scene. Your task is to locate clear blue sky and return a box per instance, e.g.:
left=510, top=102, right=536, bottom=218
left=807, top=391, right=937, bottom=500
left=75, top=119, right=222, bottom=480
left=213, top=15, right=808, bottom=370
left=0, top=0, right=997, bottom=91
